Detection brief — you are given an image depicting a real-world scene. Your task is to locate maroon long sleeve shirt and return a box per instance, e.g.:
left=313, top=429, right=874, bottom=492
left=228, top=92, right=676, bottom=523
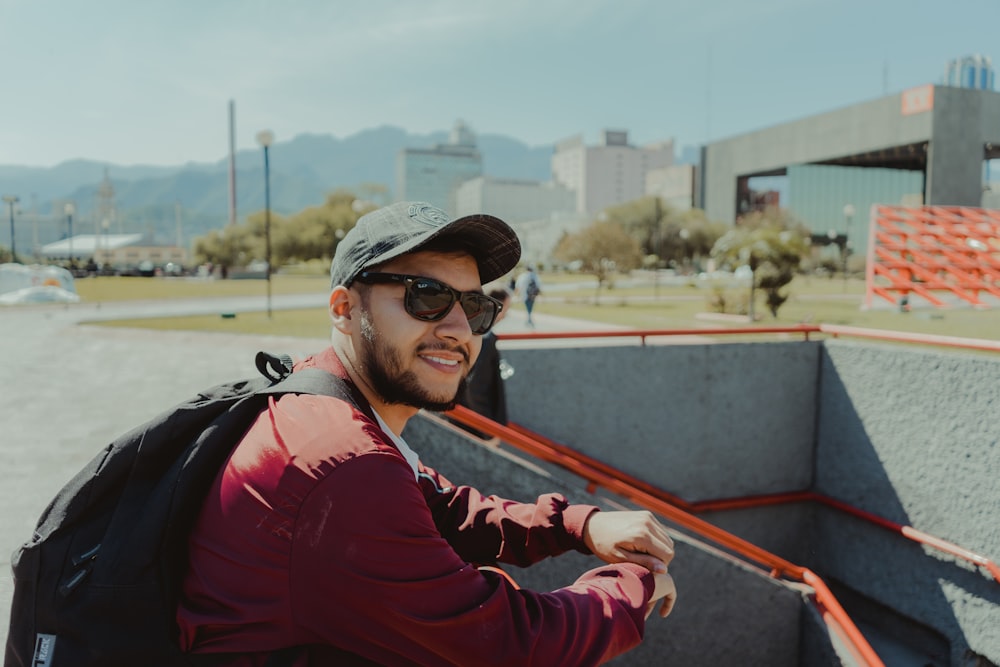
left=176, top=347, right=654, bottom=666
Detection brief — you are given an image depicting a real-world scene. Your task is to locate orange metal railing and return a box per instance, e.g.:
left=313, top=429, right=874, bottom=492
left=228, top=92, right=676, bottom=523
left=496, top=324, right=1000, bottom=352
left=444, top=405, right=887, bottom=667
left=507, top=424, right=1000, bottom=586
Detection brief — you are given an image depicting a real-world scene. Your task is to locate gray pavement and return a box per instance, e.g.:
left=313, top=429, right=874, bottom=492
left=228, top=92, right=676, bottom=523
left=0, top=292, right=622, bottom=643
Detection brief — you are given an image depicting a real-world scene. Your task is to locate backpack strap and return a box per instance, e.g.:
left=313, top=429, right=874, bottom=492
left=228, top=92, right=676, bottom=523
left=253, top=353, right=376, bottom=422
left=255, top=351, right=295, bottom=383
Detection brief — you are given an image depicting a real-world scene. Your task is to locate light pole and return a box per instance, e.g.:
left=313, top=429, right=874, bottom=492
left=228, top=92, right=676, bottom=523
left=256, top=129, right=274, bottom=319
left=64, top=203, right=75, bottom=269
left=842, top=204, right=855, bottom=290
left=2, top=195, right=18, bottom=263
left=101, top=218, right=111, bottom=271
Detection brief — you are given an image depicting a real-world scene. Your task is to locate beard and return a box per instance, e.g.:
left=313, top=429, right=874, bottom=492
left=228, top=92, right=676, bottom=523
left=358, top=308, right=468, bottom=412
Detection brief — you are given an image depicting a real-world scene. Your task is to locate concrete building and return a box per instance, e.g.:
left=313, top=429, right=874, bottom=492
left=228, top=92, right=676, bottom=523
left=645, top=164, right=696, bottom=212
left=453, top=176, right=576, bottom=224
left=395, top=120, right=483, bottom=215
left=552, top=130, right=674, bottom=217
left=697, top=85, right=1000, bottom=254
left=452, top=176, right=585, bottom=270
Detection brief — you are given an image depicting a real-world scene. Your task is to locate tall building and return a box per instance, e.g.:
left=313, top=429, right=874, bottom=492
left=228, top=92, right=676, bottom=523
left=453, top=177, right=575, bottom=224
left=395, top=120, right=483, bottom=214
left=453, top=176, right=582, bottom=269
left=551, top=130, right=674, bottom=217
left=944, top=54, right=995, bottom=90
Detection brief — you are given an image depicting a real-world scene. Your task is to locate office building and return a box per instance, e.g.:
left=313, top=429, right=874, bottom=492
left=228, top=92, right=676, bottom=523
left=395, top=120, right=483, bottom=214
left=552, top=130, right=674, bottom=217
left=453, top=177, right=575, bottom=224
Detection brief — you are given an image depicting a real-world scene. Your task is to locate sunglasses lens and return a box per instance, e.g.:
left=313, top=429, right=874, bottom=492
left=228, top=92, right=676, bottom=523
left=402, top=277, right=498, bottom=334
left=406, top=279, right=456, bottom=321
left=459, top=295, right=499, bottom=335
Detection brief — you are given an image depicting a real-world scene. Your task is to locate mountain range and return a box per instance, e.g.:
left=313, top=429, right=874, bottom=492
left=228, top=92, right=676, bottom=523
left=0, top=126, right=555, bottom=245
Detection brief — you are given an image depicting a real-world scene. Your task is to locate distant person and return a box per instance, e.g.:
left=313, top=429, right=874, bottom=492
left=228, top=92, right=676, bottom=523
left=515, top=264, right=542, bottom=326
left=176, top=201, right=677, bottom=665
left=456, top=286, right=512, bottom=439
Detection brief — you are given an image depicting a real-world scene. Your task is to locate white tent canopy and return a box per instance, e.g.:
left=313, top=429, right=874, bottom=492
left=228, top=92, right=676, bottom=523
left=39, top=234, right=144, bottom=259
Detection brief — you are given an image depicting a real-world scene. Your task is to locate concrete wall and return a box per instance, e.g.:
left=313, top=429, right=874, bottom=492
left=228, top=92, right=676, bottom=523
left=459, top=337, right=1000, bottom=665
left=813, top=340, right=1000, bottom=666
left=928, top=87, right=995, bottom=206
left=501, top=342, right=821, bottom=501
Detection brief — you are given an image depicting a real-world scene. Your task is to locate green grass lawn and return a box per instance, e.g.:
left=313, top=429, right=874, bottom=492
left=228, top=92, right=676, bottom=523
left=76, top=273, right=1000, bottom=342
left=74, top=274, right=329, bottom=302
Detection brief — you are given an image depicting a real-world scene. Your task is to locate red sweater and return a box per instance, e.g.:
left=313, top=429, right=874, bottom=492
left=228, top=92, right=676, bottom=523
left=176, top=347, right=654, bottom=666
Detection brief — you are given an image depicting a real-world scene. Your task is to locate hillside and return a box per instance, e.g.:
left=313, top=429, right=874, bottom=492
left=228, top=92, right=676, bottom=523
left=0, top=126, right=554, bottom=244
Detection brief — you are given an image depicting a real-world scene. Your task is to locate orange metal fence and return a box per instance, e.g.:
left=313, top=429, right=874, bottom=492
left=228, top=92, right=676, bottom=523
left=444, top=406, right=887, bottom=667
left=497, top=324, right=1000, bottom=352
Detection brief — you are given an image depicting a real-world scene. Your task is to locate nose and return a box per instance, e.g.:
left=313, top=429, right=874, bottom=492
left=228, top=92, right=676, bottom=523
left=435, top=299, right=474, bottom=343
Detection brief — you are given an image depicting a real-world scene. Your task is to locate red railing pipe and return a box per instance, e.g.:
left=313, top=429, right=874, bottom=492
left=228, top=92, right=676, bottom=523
left=509, top=426, right=1000, bottom=586
left=496, top=324, right=1000, bottom=353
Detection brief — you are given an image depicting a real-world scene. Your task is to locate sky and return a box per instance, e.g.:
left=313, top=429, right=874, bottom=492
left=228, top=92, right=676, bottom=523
left=2, top=0, right=998, bottom=168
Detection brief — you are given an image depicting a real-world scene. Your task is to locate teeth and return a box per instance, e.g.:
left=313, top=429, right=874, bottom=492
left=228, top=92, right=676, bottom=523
left=425, top=355, right=458, bottom=366
left=427, top=357, right=456, bottom=366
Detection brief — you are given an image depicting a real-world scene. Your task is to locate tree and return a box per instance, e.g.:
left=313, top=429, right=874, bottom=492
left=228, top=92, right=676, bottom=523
left=193, top=223, right=259, bottom=271
left=192, top=189, right=365, bottom=272
left=553, top=220, right=643, bottom=290
left=601, top=196, right=727, bottom=272
left=710, top=208, right=810, bottom=318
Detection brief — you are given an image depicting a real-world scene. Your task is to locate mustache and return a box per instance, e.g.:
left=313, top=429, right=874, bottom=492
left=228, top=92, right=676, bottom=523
left=416, top=343, right=470, bottom=365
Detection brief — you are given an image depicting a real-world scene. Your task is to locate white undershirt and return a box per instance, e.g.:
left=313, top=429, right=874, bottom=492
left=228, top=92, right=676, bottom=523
left=371, top=409, right=421, bottom=480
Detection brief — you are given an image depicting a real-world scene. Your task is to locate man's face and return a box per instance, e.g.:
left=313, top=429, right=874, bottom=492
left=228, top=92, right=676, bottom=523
left=353, top=250, right=484, bottom=411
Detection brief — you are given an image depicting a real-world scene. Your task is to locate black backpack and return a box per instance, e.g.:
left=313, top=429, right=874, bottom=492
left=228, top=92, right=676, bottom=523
left=5, top=352, right=359, bottom=667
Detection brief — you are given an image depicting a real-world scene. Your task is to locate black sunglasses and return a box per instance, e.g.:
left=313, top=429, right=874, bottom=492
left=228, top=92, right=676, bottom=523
left=354, top=272, right=504, bottom=335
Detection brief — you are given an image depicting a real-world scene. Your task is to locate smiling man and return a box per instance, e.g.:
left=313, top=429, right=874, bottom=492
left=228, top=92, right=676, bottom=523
left=177, top=201, right=677, bottom=666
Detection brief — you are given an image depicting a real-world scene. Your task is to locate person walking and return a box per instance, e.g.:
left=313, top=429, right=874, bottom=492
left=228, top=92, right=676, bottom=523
left=176, top=201, right=676, bottom=666
left=515, top=264, right=542, bottom=326
left=455, top=286, right=512, bottom=440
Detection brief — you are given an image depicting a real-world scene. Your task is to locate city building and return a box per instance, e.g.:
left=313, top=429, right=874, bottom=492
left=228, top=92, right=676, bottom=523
left=944, top=54, right=995, bottom=90
left=551, top=130, right=674, bottom=217
left=453, top=176, right=576, bottom=224
left=698, top=85, right=1000, bottom=259
left=454, top=176, right=584, bottom=270
left=395, top=120, right=483, bottom=214
left=645, top=165, right=696, bottom=212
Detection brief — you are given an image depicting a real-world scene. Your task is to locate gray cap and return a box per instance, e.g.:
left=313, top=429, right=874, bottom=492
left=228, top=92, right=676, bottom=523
left=330, top=201, right=521, bottom=287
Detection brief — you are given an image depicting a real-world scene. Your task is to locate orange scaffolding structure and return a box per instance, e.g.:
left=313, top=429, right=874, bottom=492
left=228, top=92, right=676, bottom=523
left=864, top=205, right=1000, bottom=310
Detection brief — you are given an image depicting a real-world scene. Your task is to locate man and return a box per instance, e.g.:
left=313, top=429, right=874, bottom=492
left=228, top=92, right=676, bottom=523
left=177, top=201, right=676, bottom=665
left=515, top=264, right=542, bottom=326
left=455, top=286, right=511, bottom=439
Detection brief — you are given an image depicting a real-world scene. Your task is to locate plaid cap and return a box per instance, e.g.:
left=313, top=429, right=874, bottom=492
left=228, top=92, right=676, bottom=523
left=330, top=201, right=521, bottom=287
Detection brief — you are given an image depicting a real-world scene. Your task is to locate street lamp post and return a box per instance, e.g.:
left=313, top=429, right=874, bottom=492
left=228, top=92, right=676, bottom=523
left=842, top=204, right=855, bottom=290
left=64, top=203, right=75, bottom=269
left=2, top=195, right=18, bottom=263
left=101, top=218, right=111, bottom=271
left=256, top=130, right=275, bottom=319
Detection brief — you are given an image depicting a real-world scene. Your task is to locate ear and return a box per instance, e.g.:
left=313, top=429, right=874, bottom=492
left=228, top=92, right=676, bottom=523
left=329, top=286, right=355, bottom=334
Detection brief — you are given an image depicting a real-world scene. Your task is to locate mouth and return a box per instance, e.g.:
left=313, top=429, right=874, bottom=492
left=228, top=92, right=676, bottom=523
left=418, top=346, right=469, bottom=374
left=423, top=354, right=460, bottom=367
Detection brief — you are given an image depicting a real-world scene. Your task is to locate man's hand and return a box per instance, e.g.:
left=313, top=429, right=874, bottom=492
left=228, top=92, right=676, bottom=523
left=583, top=510, right=677, bottom=618
left=583, top=510, right=675, bottom=573
left=647, top=571, right=677, bottom=619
